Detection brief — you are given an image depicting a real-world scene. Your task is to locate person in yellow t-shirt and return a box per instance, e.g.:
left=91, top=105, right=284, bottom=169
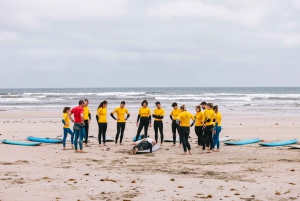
left=212, top=105, right=222, bottom=152
left=83, top=99, right=91, bottom=147
left=200, top=101, right=209, bottom=148
left=97, top=100, right=108, bottom=146
left=170, top=102, right=181, bottom=146
left=152, top=101, right=165, bottom=145
left=134, top=100, right=152, bottom=142
left=176, top=105, right=195, bottom=155
left=61, top=107, right=74, bottom=150
left=201, top=103, right=216, bottom=154
left=110, top=101, right=130, bottom=145
left=194, top=106, right=203, bottom=148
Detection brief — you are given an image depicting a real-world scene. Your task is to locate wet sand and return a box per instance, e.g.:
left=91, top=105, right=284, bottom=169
left=0, top=110, right=300, bottom=201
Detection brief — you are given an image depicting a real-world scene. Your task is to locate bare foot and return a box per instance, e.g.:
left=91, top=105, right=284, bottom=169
left=119, top=143, right=123, bottom=145
left=104, top=144, right=106, bottom=146
left=99, top=144, right=102, bottom=147
left=63, top=147, right=67, bottom=150
left=85, top=144, right=90, bottom=147
left=179, top=144, right=182, bottom=147
left=115, top=143, right=118, bottom=146
left=129, top=150, right=134, bottom=155
left=215, top=149, right=220, bottom=152
left=160, top=143, right=163, bottom=146
left=171, top=144, right=175, bottom=147
left=75, top=150, right=79, bottom=153
left=79, top=150, right=87, bottom=153
left=181, top=152, right=187, bottom=155
left=200, top=151, right=205, bottom=154
left=207, top=150, right=213, bottom=153
left=195, top=145, right=201, bottom=148
left=71, top=144, right=74, bottom=148
left=188, top=150, right=192, bottom=155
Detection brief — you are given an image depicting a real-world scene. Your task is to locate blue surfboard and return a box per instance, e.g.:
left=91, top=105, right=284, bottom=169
left=27, top=136, right=62, bottom=143
left=259, top=139, right=298, bottom=147
left=1, top=139, right=42, bottom=146
left=132, top=134, right=147, bottom=142
left=224, top=138, right=260, bottom=145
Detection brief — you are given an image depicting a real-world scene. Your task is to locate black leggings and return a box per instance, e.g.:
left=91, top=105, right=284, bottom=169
left=135, top=117, right=149, bottom=141
left=115, top=122, right=126, bottom=143
left=180, top=127, right=191, bottom=152
left=202, top=125, right=214, bottom=150
left=172, top=120, right=181, bottom=144
left=84, top=120, right=89, bottom=144
left=154, top=121, right=164, bottom=143
left=98, top=123, right=107, bottom=144
left=195, top=126, right=203, bottom=146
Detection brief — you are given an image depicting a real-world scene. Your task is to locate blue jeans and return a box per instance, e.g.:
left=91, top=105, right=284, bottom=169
left=63, top=128, right=74, bottom=147
left=212, top=126, right=222, bottom=149
left=73, top=124, right=86, bottom=150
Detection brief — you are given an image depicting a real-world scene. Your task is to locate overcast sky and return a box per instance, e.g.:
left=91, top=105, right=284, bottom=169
left=0, top=0, right=300, bottom=88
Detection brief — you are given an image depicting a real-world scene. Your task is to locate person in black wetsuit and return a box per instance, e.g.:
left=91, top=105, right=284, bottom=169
left=135, top=100, right=152, bottom=142
left=130, top=137, right=157, bottom=155
left=152, top=101, right=165, bottom=145
left=170, top=102, right=181, bottom=146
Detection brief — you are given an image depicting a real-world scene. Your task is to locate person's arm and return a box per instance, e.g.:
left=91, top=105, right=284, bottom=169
left=136, top=115, right=140, bottom=127
left=68, top=113, right=74, bottom=123
left=81, top=112, right=84, bottom=124
left=110, top=113, right=117, bottom=120
left=126, top=114, right=130, bottom=120
left=96, top=115, right=99, bottom=122
left=62, top=119, right=66, bottom=125
left=170, top=115, right=173, bottom=121
left=150, top=142, right=153, bottom=153
left=152, top=114, right=164, bottom=119
left=190, top=120, right=195, bottom=127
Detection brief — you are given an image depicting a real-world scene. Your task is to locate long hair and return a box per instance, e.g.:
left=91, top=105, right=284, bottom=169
left=180, top=105, right=186, bottom=111
left=63, top=107, right=70, bottom=113
left=98, top=100, right=108, bottom=109
left=195, top=106, right=201, bottom=111
left=207, top=103, right=213, bottom=108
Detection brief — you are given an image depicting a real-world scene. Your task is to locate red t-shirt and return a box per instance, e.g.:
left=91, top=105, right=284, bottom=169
left=71, top=106, right=84, bottom=123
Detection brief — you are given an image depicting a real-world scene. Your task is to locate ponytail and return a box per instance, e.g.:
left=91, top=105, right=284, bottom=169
left=98, top=100, right=108, bottom=109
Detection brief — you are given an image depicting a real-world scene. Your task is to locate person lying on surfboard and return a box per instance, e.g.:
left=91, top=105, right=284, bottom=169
left=130, top=137, right=157, bottom=155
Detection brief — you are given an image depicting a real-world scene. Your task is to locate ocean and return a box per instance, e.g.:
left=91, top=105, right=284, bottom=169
left=0, top=87, right=300, bottom=113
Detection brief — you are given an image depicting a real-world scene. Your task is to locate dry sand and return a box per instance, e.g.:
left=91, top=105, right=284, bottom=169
left=0, top=110, right=300, bottom=201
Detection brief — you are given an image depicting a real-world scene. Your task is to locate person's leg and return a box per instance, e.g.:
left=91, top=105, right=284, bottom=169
left=135, top=120, right=144, bottom=142
left=79, top=127, right=84, bottom=151
left=154, top=121, right=159, bottom=143
left=98, top=123, right=102, bottom=144
left=185, top=129, right=191, bottom=154
left=172, top=120, right=176, bottom=145
left=115, top=122, right=121, bottom=144
left=177, top=124, right=182, bottom=145
left=216, top=126, right=222, bottom=149
left=73, top=128, right=79, bottom=152
left=199, top=126, right=203, bottom=146
left=63, top=128, right=68, bottom=148
left=208, top=125, right=214, bottom=151
left=103, top=123, right=107, bottom=145
left=212, top=130, right=217, bottom=149
left=120, top=123, right=125, bottom=144
left=84, top=120, right=89, bottom=144
left=194, top=126, right=199, bottom=146
left=180, top=127, right=187, bottom=153
left=159, top=121, right=164, bottom=144
left=66, top=128, right=74, bottom=147
left=202, top=127, right=208, bottom=151
left=144, top=118, right=149, bottom=138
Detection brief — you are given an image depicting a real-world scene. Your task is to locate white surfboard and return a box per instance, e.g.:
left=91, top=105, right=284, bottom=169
left=288, top=145, right=300, bottom=149
left=137, top=144, right=161, bottom=154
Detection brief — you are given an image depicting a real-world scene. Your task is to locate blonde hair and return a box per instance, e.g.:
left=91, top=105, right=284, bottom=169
left=207, top=103, right=213, bottom=108
left=180, top=105, right=186, bottom=111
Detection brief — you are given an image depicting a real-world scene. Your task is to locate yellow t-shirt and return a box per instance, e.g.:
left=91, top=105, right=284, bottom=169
left=177, top=111, right=195, bottom=127
left=215, top=112, right=222, bottom=126
left=201, top=110, right=206, bottom=124
left=97, top=107, right=107, bottom=123
left=170, top=108, right=181, bottom=120
left=153, top=108, right=165, bottom=121
left=195, top=111, right=203, bottom=126
left=112, top=107, right=129, bottom=123
left=62, top=113, right=70, bottom=128
left=204, top=109, right=215, bottom=126
left=139, top=107, right=151, bottom=117
left=83, top=106, right=90, bottom=120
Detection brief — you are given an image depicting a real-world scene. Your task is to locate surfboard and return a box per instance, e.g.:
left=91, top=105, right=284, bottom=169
left=27, top=136, right=62, bottom=143
left=288, top=145, right=300, bottom=149
left=137, top=144, right=161, bottom=154
left=259, top=139, right=298, bottom=147
left=220, top=136, right=232, bottom=142
left=132, top=134, right=147, bottom=142
left=57, top=136, right=90, bottom=142
left=1, top=139, right=42, bottom=146
left=164, top=136, right=180, bottom=142
left=224, top=138, right=260, bottom=145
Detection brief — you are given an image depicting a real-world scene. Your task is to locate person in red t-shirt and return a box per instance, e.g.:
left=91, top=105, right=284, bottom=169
left=69, top=100, right=86, bottom=153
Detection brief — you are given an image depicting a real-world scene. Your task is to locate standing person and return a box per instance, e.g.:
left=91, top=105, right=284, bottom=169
left=69, top=100, right=86, bottom=153
left=170, top=102, right=181, bottom=146
left=200, top=101, right=209, bottom=148
left=176, top=105, right=195, bottom=155
left=135, top=100, right=152, bottom=142
left=152, top=101, right=165, bottom=145
left=83, top=99, right=91, bottom=147
left=110, top=101, right=130, bottom=145
left=62, top=107, right=74, bottom=150
left=201, top=103, right=216, bottom=154
left=194, top=106, right=203, bottom=148
left=97, top=100, right=108, bottom=147
left=212, top=105, right=222, bottom=152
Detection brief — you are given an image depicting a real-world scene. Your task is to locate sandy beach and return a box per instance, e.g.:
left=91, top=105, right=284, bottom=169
left=1, top=109, right=300, bottom=201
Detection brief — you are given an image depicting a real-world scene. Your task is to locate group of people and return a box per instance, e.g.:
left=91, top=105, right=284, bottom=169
left=61, top=99, right=222, bottom=155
